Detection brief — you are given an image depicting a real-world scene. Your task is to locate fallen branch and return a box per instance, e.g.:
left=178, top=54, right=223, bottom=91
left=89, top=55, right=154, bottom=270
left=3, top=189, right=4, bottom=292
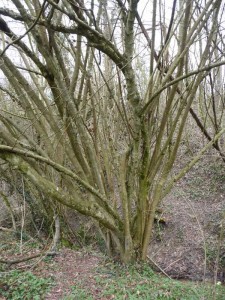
left=0, top=226, right=14, bottom=232
left=147, top=255, right=172, bottom=279
left=0, top=251, right=58, bottom=266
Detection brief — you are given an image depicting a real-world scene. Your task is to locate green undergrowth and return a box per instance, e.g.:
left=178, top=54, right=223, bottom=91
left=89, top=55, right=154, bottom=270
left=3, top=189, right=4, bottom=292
left=0, top=270, right=52, bottom=300
left=67, top=262, right=225, bottom=300
left=63, top=285, right=93, bottom=300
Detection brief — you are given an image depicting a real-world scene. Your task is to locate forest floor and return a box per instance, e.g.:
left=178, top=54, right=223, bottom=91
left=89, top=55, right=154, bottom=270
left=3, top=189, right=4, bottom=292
left=0, top=245, right=225, bottom=299
left=0, top=151, right=225, bottom=299
left=148, top=152, right=225, bottom=282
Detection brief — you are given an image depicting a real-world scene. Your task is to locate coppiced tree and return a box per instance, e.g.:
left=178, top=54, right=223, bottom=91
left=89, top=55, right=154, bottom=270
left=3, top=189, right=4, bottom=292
left=0, top=0, right=224, bottom=262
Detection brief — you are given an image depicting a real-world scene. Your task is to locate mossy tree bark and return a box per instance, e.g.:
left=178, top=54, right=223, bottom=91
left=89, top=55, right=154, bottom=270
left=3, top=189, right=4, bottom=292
left=0, top=0, right=224, bottom=262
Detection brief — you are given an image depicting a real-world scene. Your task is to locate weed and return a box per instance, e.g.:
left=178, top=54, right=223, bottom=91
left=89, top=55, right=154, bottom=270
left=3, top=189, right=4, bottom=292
left=0, top=270, right=52, bottom=300
left=95, top=262, right=225, bottom=300
left=63, top=285, right=93, bottom=300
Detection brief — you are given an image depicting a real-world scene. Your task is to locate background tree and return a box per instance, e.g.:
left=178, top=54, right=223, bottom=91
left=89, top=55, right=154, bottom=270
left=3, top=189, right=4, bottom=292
left=0, top=0, right=224, bottom=262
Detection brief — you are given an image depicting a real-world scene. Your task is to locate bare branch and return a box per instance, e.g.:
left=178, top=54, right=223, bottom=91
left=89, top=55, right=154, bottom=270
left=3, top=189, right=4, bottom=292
left=0, top=0, right=48, bottom=58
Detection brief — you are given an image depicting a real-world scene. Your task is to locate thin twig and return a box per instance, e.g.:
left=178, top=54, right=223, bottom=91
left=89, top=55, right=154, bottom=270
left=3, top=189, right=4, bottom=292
left=147, top=255, right=172, bottom=279
left=0, top=0, right=47, bottom=58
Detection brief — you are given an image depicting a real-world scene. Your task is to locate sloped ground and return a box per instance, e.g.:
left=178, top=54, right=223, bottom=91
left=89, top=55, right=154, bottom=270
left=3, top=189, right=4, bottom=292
left=0, top=149, right=225, bottom=298
left=149, top=153, right=225, bottom=282
left=1, top=246, right=225, bottom=300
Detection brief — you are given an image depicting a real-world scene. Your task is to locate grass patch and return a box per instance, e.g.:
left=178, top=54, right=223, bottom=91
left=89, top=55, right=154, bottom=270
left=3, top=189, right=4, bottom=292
left=94, top=263, right=225, bottom=300
left=0, top=270, right=52, bottom=300
left=63, top=285, right=93, bottom=300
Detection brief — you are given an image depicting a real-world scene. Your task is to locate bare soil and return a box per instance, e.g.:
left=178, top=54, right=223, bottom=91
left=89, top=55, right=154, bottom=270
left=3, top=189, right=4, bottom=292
left=149, top=154, right=225, bottom=282
left=39, top=249, right=104, bottom=299
left=0, top=153, right=225, bottom=299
